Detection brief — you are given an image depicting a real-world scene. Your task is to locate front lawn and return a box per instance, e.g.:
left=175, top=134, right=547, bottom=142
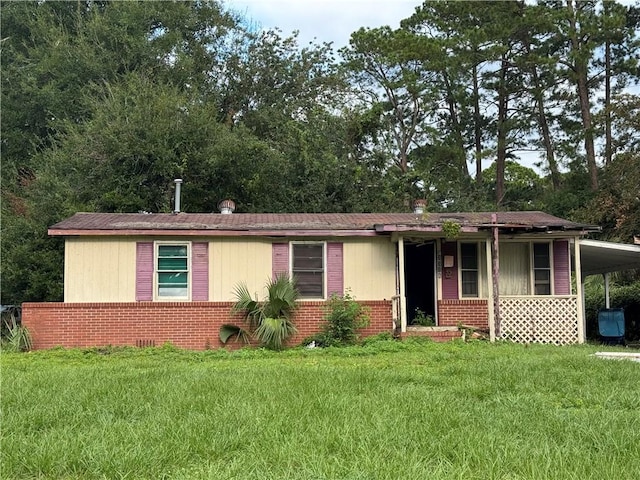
left=2, top=340, right=639, bottom=479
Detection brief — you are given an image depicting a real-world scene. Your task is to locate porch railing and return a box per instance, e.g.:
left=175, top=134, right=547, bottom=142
left=499, top=296, right=579, bottom=345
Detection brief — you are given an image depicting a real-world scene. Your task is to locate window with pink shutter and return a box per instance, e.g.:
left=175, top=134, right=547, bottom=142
left=292, top=243, right=324, bottom=298
left=282, top=241, right=344, bottom=299
left=137, top=241, right=209, bottom=301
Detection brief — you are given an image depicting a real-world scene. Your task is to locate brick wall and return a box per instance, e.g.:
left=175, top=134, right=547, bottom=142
left=438, top=299, right=489, bottom=329
left=22, top=300, right=393, bottom=351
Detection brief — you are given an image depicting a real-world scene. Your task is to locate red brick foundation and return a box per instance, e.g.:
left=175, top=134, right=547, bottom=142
left=21, top=300, right=393, bottom=351
left=437, top=299, right=489, bottom=329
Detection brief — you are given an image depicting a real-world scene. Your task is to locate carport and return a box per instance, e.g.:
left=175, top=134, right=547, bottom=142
left=579, top=239, right=640, bottom=308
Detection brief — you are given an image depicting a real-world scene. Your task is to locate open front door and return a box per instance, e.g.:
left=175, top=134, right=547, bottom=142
left=404, top=241, right=437, bottom=326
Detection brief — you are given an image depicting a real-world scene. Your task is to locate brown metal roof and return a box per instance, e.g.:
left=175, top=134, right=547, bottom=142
left=48, top=211, right=597, bottom=237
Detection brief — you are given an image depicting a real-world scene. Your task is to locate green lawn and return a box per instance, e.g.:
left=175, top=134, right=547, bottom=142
left=2, top=340, right=639, bottom=479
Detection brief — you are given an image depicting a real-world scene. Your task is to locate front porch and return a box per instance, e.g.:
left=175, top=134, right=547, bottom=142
left=391, top=231, right=585, bottom=345
left=392, top=295, right=581, bottom=344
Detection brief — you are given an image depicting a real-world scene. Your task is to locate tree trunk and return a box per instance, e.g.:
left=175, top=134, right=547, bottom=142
left=522, top=36, right=560, bottom=190
left=442, top=71, right=469, bottom=179
left=567, top=0, right=598, bottom=190
left=496, top=55, right=509, bottom=207
left=473, top=62, right=483, bottom=185
left=604, top=37, right=612, bottom=166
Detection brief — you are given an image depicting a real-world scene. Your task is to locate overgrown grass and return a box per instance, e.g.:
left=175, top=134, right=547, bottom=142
left=2, top=340, right=639, bottom=479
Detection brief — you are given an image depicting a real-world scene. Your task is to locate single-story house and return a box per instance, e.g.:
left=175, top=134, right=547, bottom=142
left=24, top=207, right=637, bottom=350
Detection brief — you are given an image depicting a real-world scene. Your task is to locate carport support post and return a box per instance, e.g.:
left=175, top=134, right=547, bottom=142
left=604, top=273, right=611, bottom=309
left=398, top=236, right=407, bottom=333
left=575, top=237, right=585, bottom=343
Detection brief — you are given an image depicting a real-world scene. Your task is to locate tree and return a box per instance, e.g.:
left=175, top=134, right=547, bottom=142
left=482, top=161, right=546, bottom=211
left=341, top=26, right=438, bottom=176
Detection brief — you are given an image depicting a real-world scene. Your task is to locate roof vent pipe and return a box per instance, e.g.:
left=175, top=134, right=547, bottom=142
left=173, top=179, right=183, bottom=214
left=218, top=199, right=236, bottom=214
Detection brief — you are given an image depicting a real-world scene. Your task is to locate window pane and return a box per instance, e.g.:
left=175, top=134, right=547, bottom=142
left=462, top=271, right=478, bottom=296
left=158, top=257, right=187, bottom=271
left=292, top=243, right=324, bottom=298
left=533, top=243, right=550, bottom=268
left=158, top=285, right=188, bottom=297
left=159, top=245, right=187, bottom=257
left=156, top=244, right=189, bottom=298
left=295, top=271, right=323, bottom=297
left=293, top=244, right=323, bottom=269
left=534, top=283, right=551, bottom=295
left=499, top=243, right=530, bottom=295
left=534, top=270, right=550, bottom=283
left=461, top=243, right=478, bottom=269
left=158, top=272, right=188, bottom=286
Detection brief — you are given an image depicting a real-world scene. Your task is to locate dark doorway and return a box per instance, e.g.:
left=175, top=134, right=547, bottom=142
left=404, top=242, right=436, bottom=325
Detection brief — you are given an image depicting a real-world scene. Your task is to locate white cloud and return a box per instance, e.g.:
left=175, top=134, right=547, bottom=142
left=225, top=0, right=420, bottom=47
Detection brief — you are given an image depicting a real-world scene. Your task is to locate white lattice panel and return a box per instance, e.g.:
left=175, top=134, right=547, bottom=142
left=499, top=296, right=579, bottom=345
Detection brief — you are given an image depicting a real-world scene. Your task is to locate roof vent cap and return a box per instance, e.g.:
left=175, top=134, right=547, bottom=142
left=218, top=199, right=236, bottom=214
left=413, top=199, right=427, bottom=215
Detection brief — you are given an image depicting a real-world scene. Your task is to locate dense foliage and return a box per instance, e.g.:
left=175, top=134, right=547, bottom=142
left=2, top=0, right=639, bottom=304
left=307, top=291, right=371, bottom=346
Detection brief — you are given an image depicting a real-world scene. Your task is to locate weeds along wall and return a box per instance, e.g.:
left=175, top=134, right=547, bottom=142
left=21, top=301, right=393, bottom=350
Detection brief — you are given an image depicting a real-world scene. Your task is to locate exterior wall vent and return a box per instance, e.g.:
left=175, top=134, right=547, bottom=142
left=218, top=199, right=236, bottom=214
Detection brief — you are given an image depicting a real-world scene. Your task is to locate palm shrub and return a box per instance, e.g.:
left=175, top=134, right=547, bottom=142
left=231, top=275, right=299, bottom=350
left=1, top=309, right=32, bottom=352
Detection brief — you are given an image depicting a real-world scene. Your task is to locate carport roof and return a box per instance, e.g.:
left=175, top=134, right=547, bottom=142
left=580, top=239, right=640, bottom=276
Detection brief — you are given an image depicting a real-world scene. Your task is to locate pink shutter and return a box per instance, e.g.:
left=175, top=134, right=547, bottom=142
left=327, top=242, right=344, bottom=297
left=272, top=243, right=289, bottom=279
left=441, top=242, right=459, bottom=299
left=136, top=242, right=153, bottom=301
left=192, top=242, right=209, bottom=301
left=553, top=240, right=570, bottom=295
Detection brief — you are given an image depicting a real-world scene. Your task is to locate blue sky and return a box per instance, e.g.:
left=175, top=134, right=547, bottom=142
left=225, top=0, right=420, bottom=48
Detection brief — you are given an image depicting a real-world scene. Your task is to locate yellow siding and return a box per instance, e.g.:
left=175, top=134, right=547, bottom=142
left=65, top=238, right=136, bottom=302
left=343, top=238, right=396, bottom=300
left=210, top=239, right=272, bottom=301
left=64, top=236, right=395, bottom=303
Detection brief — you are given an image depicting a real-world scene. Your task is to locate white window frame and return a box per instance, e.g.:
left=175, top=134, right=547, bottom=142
left=154, top=241, right=191, bottom=301
left=531, top=241, right=553, bottom=296
left=459, top=241, right=480, bottom=298
left=290, top=241, right=327, bottom=300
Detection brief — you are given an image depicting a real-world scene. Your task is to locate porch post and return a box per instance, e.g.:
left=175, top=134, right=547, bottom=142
left=574, top=237, right=585, bottom=343
left=604, top=273, right=611, bottom=309
left=486, top=237, right=495, bottom=342
left=491, top=213, right=501, bottom=338
left=398, top=236, right=407, bottom=333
